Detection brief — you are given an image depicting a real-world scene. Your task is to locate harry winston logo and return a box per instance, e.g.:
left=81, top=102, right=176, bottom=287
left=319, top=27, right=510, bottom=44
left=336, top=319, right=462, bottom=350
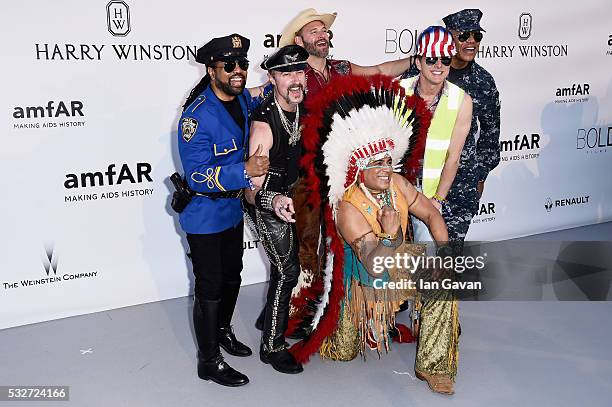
left=518, top=13, right=532, bottom=40
left=107, top=1, right=131, bottom=37
left=43, top=245, right=58, bottom=276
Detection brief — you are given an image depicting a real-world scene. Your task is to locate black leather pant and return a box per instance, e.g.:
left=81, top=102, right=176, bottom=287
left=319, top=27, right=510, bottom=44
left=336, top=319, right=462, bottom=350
left=256, top=209, right=301, bottom=352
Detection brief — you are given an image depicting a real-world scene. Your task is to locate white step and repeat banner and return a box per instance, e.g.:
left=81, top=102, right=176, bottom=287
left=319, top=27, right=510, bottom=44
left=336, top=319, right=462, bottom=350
left=1, top=0, right=611, bottom=329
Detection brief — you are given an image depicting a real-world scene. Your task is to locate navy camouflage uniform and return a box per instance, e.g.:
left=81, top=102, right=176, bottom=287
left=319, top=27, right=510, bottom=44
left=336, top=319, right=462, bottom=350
left=444, top=61, right=500, bottom=241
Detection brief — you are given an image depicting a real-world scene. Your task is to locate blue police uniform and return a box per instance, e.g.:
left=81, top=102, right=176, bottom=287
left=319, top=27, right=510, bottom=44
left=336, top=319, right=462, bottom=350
left=176, top=33, right=266, bottom=387
left=178, top=85, right=256, bottom=234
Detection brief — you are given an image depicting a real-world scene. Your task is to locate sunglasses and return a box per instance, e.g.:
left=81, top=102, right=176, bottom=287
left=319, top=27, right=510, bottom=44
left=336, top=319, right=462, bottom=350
left=425, top=56, right=452, bottom=66
left=215, top=59, right=249, bottom=73
left=457, top=31, right=483, bottom=42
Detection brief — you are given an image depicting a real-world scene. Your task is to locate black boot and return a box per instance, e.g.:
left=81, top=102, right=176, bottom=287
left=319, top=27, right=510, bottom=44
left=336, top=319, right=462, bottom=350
left=260, top=342, right=303, bottom=374
left=258, top=211, right=303, bottom=374
left=193, top=298, right=249, bottom=387
left=255, top=307, right=265, bottom=331
left=218, top=282, right=252, bottom=357
left=219, top=326, right=252, bottom=357
left=260, top=272, right=303, bottom=374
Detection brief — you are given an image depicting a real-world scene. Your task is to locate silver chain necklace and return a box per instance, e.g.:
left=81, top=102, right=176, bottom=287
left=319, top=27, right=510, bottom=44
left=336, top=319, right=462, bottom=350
left=274, top=96, right=300, bottom=146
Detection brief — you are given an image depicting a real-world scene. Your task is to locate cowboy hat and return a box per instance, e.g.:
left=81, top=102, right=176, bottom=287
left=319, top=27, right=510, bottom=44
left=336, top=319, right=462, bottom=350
left=278, top=8, right=337, bottom=47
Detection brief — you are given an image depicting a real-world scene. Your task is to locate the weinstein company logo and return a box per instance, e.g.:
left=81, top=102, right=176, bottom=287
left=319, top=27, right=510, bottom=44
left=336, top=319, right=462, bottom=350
left=107, top=1, right=130, bottom=37
left=518, top=13, right=532, bottom=40
left=2, top=246, right=99, bottom=290
left=43, top=245, right=58, bottom=276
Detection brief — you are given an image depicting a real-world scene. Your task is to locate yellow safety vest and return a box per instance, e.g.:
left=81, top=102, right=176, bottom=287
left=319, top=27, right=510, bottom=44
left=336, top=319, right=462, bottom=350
left=396, top=77, right=464, bottom=198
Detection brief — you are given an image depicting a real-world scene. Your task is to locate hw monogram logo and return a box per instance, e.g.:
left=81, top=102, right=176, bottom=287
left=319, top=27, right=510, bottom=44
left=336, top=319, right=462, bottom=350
left=43, top=245, right=58, bottom=276
left=232, top=36, right=242, bottom=49
left=107, top=1, right=131, bottom=37
left=518, top=13, right=532, bottom=40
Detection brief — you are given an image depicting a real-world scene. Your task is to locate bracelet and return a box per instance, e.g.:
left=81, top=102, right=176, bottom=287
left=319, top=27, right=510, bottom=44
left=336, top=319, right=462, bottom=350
left=432, top=193, right=447, bottom=205
left=255, top=190, right=280, bottom=212
left=243, top=169, right=255, bottom=190
left=377, top=229, right=403, bottom=248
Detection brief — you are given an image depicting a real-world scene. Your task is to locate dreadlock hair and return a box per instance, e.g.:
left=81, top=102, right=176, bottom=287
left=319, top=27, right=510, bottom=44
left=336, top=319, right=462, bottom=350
left=182, top=72, right=211, bottom=111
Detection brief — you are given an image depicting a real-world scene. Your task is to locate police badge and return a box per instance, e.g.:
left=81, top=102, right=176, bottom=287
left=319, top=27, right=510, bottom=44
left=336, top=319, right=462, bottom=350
left=181, top=117, right=198, bottom=142
left=232, top=36, right=242, bottom=48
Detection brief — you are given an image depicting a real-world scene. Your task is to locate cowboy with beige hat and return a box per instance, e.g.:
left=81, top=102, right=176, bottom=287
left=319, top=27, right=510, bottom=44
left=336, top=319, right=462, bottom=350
left=275, top=8, right=416, bottom=340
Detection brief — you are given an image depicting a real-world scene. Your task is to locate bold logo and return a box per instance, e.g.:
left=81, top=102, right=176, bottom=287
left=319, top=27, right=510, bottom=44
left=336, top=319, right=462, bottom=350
left=181, top=118, right=198, bottom=142
left=43, top=245, right=58, bottom=276
left=107, top=1, right=130, bottom=37
left=544, top=198, right=553, bottom=212
left=518, top=13, right=532, bottom=40
left=384, top=28, right=420, bottom=55
left=577, top=127, right=612, bottom=151
left=608, top=34, right=612, bottom=47
left=232, top=36, right=242, bottom=48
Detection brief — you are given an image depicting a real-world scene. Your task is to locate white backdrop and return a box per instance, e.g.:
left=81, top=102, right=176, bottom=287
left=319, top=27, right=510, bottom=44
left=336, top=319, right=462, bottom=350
left=1, top=0, right=611, bottom=329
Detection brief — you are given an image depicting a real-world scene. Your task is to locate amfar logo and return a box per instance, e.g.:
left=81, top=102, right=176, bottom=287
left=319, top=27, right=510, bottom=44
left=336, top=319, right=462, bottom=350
left=577, top=127, right=612, bottom=153
left=263, top=32, right=335, bottom=48
left=545, top=196, right=590, bottom=212
left=64, top=163, right=152, bottom=189
left=12, top=100, right=86, bottom=130
left=43, top=245, right=58, bottom=276
left=556, top=84, right=590, bottom=97
left=607, top=34, right=612, bottom=56
left=107, top=1, right=130, bottom=37
left=500, top=134, right=540, bottom=162
left=13, top=101, right=84, bottom=119
left=64, top=163, right=154, bottom=204
left=518, top=13, right=532, bottom=40
left=472, top=202, right=496, bottom=224
left=555, top=83, right=590, bottom=104
left=500, top=134, right=540, bottom=152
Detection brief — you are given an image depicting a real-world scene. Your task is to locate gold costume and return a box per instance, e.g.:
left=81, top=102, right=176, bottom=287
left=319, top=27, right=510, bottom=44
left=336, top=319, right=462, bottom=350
left=321, top=182, right=459, bottom=381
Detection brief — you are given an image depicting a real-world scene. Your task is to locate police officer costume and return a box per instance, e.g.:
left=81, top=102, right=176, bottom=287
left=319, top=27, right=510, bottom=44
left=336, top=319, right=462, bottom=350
left=178, top=33, right=262, bottom=387
left=247, top=45, right=308, bottom=374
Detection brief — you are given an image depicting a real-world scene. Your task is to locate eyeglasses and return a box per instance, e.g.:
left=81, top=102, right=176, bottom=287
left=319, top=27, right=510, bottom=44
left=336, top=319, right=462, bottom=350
left=425, top=57, right=452, bottom=66
left=215, top=59, right=249, bottom=73
left=457, top=31, right=483, bottom=42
